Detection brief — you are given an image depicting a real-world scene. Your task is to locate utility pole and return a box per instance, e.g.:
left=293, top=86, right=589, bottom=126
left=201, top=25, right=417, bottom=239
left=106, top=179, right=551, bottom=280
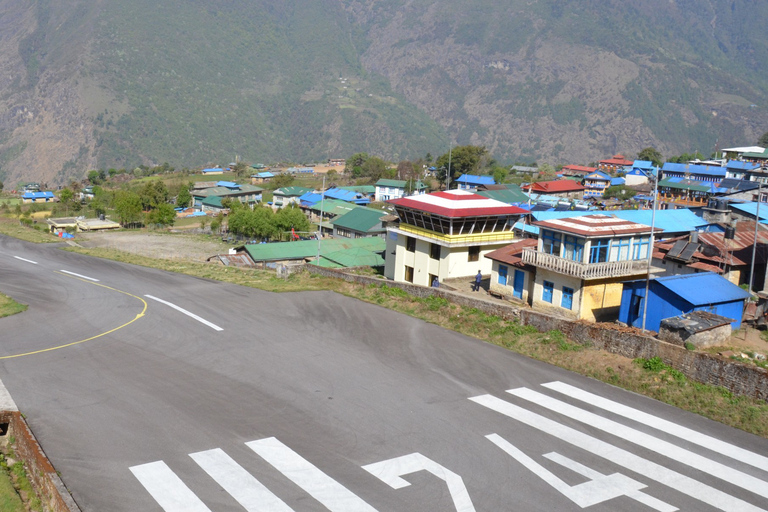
left=749, top=182, right=763, bottom=293
left=316, top=175, right=326, bottom=263
left=446, top=145, right=452, bottom=190
left=641, top=166, right=659, bottom=333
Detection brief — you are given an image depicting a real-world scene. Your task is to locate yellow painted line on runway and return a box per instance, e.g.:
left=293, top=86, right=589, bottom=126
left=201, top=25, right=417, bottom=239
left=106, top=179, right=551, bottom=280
left=0, top=273, right=147, bottom=360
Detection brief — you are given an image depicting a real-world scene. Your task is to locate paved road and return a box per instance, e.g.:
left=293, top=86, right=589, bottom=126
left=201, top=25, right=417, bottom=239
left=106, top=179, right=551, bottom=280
left=1, top=234, right=768, bottom=512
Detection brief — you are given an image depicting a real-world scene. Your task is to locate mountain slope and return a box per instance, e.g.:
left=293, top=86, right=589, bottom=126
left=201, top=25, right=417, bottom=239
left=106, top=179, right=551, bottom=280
left=0, top=0, right=766, bottom=186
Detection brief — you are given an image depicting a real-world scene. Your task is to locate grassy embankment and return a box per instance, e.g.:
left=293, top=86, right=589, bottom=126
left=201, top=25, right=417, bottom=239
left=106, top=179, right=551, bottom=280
left=62, top=245, right=768, bottom=438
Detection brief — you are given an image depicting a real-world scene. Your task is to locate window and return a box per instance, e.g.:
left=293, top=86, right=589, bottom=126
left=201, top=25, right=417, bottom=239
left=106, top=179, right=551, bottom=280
left=542, top=230, right=562, bottom=255
left=468, top=246, right=480, bottom=262
left=561, top=286, right=574, bottom=310
left=589, top=238, right=610, bottom=263
left=612, top=237, right=631, bottom=261
left=430, top=243, right=441, bottom=260
left=563, top=236, right=584, bottom=262
left=404, top=266, right=414, bottom=283
left=542, top=281, right=554, bottom=303
left=406, top=236, right=416, bottom=252
left=498, top=265, right=508, bottom=286
left=632, top=236, right=650, bottom=260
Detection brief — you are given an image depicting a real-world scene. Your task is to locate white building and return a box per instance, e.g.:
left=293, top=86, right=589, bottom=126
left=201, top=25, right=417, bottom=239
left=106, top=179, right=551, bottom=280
left=384, top=189, right=527, bottom=286
left=374, top=179, right=428, bottom=202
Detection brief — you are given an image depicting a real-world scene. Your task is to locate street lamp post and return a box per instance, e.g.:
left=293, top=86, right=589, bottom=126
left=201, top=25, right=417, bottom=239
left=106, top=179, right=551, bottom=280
left=641, top=166, right=659, bottom=333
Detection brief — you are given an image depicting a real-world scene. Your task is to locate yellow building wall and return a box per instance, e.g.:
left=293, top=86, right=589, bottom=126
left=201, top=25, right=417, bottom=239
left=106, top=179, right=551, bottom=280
left=579, top=279, right=626, bottom=322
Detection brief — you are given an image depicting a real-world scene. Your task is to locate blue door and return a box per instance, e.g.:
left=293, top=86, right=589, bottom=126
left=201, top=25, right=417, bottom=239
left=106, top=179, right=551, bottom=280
left=561, top=286, right=574, bottom=310
left=498, top=265, right=508, bottom=286
left=513, top=270, right=525, bottom=300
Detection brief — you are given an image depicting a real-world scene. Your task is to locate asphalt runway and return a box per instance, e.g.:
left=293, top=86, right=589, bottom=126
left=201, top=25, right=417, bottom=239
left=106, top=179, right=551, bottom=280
left=1, top=234, right=767, bottom=512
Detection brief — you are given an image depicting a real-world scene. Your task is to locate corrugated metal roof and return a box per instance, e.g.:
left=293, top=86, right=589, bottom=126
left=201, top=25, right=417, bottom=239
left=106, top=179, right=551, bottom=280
left=331, top=207, right=386, bottom=233
left=274, top=187, right=313, bottom=197
left=456, top=174, right=496, bottom=185
left=725, top=160, right=760, bottom=171
left=661, top=162, right=727, bottom=177
left=375, top=179, right=428, bottom=189
left=389, top=189, right=528, bottom=218
left=534, top=214, right=655, bottom=236
left=322, top=248, right=385, bottom=267
left=475, top=186, right=530, bottom=204
left=655, top=272, right=750, bottom=305
left=525, top=180, right=586, bottom=193
left=729, top=202, right=768, bottom=220
left=243, top=237, right=385, bottom=262
left=531, top=209, right=708, bottom=234
left=484, top=239, right=538, bottom=265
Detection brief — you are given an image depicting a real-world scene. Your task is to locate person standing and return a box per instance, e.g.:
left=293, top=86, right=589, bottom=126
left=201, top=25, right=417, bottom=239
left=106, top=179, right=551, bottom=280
left=473, top=270, right=482, bottom=292
left=432, top=277, right=440, bottom=288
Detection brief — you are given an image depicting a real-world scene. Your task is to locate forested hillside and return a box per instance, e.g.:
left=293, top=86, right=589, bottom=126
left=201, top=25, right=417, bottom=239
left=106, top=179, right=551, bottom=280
left=0, top=0, right=766, bottom=185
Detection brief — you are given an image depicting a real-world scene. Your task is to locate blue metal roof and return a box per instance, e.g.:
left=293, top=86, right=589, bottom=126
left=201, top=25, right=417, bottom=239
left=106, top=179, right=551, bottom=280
left=21, top=191, right=54, bottom=199
left=661, top=162, right=726, bottom=177
left=655, top=272, right=750, bottom=305
left=610, top=177, right=625, bottom=186
left=255, top=172, right=274, bottom=178
left=729, top=201, right=768, bottom=220
left=585, top=171, right=611, bottom=180
left=299, top=192, right=323, bottom=205
left=725, top=160, right=760, bottom=171
left=202, top=168, right=224, bottom=173
left=216, top=181, right=240, bottom=189
left=632, top=160, right=653, bottom=168
left=324, top=188, right=362, bottom=202
left=530, top=208, right=710, bottom=234
left=456, top=174, right=496, bottom=185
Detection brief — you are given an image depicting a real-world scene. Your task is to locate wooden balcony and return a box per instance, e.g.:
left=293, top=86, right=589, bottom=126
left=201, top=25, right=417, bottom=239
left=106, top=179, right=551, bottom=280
left=521, top=248, right=651, bottom=280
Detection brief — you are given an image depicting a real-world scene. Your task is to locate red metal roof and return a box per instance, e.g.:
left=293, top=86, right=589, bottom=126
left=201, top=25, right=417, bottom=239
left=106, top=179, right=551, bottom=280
left=523, top=180, right=586, bottom=193
left=484, top=239, right=538, bottom=265
left=688, top=261, right=725, bottom=274
left=599, top=154, right=633, bottom=166
left=534, top=214, right=657, bottom=236
left=389, top=189, right=529, bottom=218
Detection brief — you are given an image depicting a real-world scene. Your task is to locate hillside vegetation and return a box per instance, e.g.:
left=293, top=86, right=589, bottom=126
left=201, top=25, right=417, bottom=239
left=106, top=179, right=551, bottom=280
left=0, top=0, right=766, bottom=186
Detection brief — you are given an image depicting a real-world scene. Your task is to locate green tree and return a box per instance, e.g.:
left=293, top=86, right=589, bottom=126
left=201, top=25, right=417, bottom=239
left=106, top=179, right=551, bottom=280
left=146, top=203, right=176, bottom=227
left=492, top=166, right=508, bottom=184
left=274, top=204, right=310, bottom=238
left=139, top=180, right=169, bottom=210
left=361, top=156, right=391, bottom=182
left=667, top=151, right=704, bottom=164
left=233, top=162, right=249, bottom=178
left=637, top=147, right=663, bottom=167
left=176, top=187, right=192, bottom=208
left=758, top=131, right=768, bottom=147
left=270, top=173, right=295, bottom=189
left=435, top=145, right=490, bottom=184
left=0, top=180, right=4, bottom=192
left=537, top=163, right=557, bottom=180
left=114, top=190, right=143, bottom=226
left=210, top=213, right=223, bottom=234
left=90, top=198, right=107, bottom=217
left=59, top=188, right=74, bottom=204
left=345, top=153, right=370, bottom=177
left=603, top=185, right=634, bottom=201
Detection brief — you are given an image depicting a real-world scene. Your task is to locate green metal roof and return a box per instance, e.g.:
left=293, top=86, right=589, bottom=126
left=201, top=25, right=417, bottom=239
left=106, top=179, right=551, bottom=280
left=201, top=196, right=224, bottom=207
left=742, top=148, right=768, bottom=159
left=308, top=199, right=359, bottom=216
left=476, top=185, right=529, bottom=204
left=331, top=207, right=386, bottom=233
left=321, top=248, right=385, bottom=267
left=658, top=177, right=710, bottom=193
left=193, top=184, right=263, bottom=198
left=375, top=179, right=428, bottom=190
left=242, top=237, right=385, bottom=263
left=273, top=186, right=314, bottom=197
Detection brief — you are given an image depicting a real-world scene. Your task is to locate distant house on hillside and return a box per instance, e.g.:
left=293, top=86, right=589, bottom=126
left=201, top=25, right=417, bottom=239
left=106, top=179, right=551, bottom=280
left=22, top=191, right=55, bottom=203
left=201, top=167, right=226, bottom=175
left=561, top=165, right=596, bottom=178
left=192, top=182, right=263, bottom=209
left=455, top=174, right=495, bottom=190
left=598, top=154, right=633, bottom=173
left=374, top=179, right=428, bottom=202
left=522, top=180, right=585, bottom=199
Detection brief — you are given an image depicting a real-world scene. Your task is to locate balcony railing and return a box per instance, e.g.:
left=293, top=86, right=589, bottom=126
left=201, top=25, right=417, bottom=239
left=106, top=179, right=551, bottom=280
left=521, top=248, right=651, bottom=280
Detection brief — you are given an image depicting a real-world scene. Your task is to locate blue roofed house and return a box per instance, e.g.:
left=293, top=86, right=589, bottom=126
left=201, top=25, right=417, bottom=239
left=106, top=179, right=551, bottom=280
left=22, top=191, right=55, bottom=203
left=618, top=272, right=750, bottom=331
left=324, top=187, right=371, bottom=205
left=525, top=209, right=711, bottom=238
left=624, top=161, right=655, bottom=187
left=455, top=174, right=496, bottom=190
left=610, top=177, right=625, bottom=187
left=660, top=162, right=726, bottom=183
left=251, top=172, right=275, bottom=184
left=374, top=179, right=428, bottom=202
left=724, top=160, right=761, bottom=181
left=582, top=171, right=612, bottom=198
left=272, top=187, right=314, bottom=208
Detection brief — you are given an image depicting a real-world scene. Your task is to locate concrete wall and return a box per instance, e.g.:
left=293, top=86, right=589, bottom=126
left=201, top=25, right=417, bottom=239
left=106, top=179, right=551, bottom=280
left=581, top=279, right=625, bottom=323
left=532, top=268, right=582, bottom=319
left=0, top=411, right=81, bottom=512
left=489, top=262, right=532, bottom=304
left=305, top=264, right=768, bottom=402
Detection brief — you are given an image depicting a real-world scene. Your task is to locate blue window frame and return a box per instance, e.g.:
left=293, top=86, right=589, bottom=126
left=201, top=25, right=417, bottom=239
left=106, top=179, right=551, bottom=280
left=614, top=237, right=631, bottom=261
left=563, top=235, right=584, bottom=262
left=561, top=286, right=574, bottom=310
left=632, top=236, right=650, bottom=260
left=498, top=265, right=508, bottom=286
left=542, top=230, right=561, bottom=255
left=589, top=238, right=610, bottom=263
left=542, top=281, right=554, bottom=303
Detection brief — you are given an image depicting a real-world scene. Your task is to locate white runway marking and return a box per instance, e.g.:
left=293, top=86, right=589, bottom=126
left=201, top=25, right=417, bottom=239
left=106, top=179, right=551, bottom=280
left=542, top=380, right=768, bottom=472
left=247, top=437, right=378, bottom=512
left=13, top=256, right=37, bottom=264
left=130, top=461, right=211, bottom=512
left=507, top=387, right=768, bottom=499
left=470, top=393, right=767, bottom=512
left=190, top=448, right=294, bottom=512
left=60, top=269, right=99, bottom=281
left=145, top=295, right=223, bottom=331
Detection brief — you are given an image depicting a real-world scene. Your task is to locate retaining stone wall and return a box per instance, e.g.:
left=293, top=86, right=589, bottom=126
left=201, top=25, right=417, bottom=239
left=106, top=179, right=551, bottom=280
left=0, top=411, right=81, bottom=512
left=306, top=264, right=768, bottom=402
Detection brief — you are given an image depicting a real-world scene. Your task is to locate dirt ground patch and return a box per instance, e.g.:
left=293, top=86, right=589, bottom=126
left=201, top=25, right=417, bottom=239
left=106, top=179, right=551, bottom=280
left=75, top=231, right=230, bottom=262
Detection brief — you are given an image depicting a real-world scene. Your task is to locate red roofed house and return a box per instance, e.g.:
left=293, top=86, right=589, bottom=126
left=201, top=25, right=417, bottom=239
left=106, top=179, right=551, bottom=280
left=598, top=154, right=633, bottom=173
left=385, top=189, right=528, bottom=287
left=521, top=180, right=585, bottom=199
left=484, top=239, right=538, bottom=303
left=561, top=165, right=597, bottom=178
left=521, top=214, right=660, bottom=321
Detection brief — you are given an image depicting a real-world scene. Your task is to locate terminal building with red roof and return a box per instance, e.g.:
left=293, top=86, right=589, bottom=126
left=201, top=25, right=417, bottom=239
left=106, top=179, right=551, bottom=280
left=384, top=189, right=528, bottom=287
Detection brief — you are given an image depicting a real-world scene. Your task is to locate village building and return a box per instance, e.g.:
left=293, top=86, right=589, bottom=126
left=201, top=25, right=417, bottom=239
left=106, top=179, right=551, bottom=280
left=272, top=187, right=314, bottom=208
left=374, top=179, right=428, bottom=202
left=560, top=165, right=596, bottom=178
left=22, top=191, right=56, bottom=203
left=455, top=174, right=495, bottom=190
left=521, top=215, right=659, bottom=321
left=384, top=190, right=527, bottom=287
left=521, top=180, right=585, bottom=199
left=582, top=171, right=612, bottom=198
left=192, top=182, right=263, bottom=209
left=484, top=239, right=538, bottom=303
left=597, top=154, right=633, bottom=173
left=331, top=207, right=387, bottom=239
